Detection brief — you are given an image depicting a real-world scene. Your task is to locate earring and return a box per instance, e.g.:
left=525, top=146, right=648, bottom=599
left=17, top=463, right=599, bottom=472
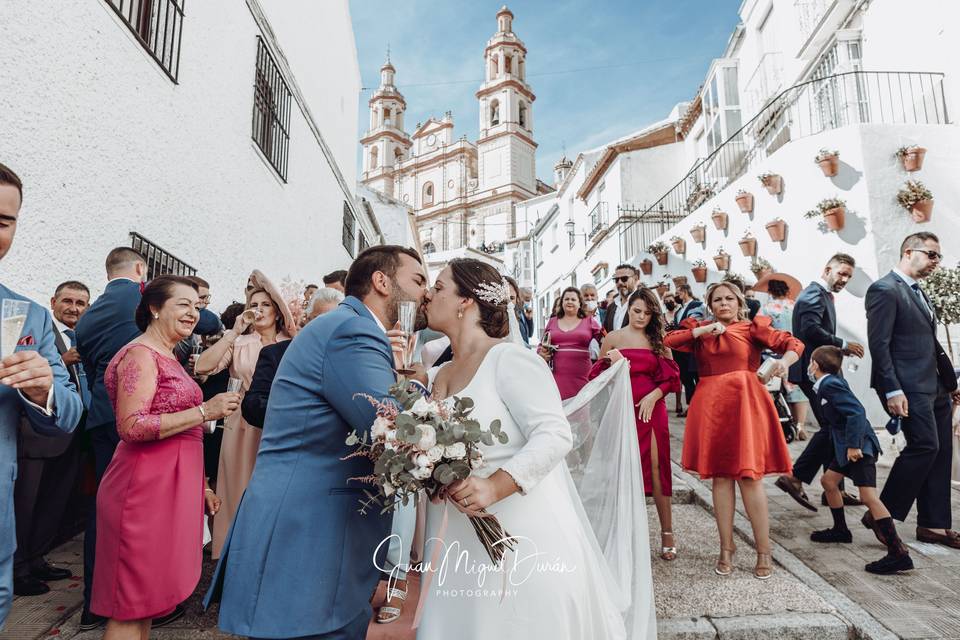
left=153, top=314, right=159, bottom=319
left=457, top=309, right=464, bottom=319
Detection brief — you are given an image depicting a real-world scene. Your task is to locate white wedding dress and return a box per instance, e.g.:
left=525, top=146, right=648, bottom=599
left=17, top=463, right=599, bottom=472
left=417, top=342, right=656, bottom=639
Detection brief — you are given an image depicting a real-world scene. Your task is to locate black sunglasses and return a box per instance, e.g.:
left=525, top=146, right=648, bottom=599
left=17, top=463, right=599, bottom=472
left=909, top=248, right=943, bottom=261
left=614, top=275, right=633, bottom=283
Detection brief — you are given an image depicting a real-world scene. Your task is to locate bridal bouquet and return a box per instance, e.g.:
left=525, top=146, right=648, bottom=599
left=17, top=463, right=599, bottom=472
left=345, top=379, right=515, bottom=564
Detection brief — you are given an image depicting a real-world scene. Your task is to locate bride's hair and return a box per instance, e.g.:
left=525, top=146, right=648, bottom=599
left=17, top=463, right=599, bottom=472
left=448, top=258, right=510, bottom=338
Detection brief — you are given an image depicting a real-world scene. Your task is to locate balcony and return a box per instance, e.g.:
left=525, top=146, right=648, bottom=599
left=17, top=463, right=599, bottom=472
left=744, top=52, right=785, bottom=118
left=588, top=202, right=609, bottom=240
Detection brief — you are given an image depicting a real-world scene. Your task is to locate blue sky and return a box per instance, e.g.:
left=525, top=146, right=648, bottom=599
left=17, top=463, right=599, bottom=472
left=350, top=0, right=742, bottom=183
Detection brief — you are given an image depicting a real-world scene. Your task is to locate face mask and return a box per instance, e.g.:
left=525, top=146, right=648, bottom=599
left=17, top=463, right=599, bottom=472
left=585, top=300, right=598, bottom=311
left=664, top=301, right=676, bottom=311
left=807, top=366, right=817, bottom=384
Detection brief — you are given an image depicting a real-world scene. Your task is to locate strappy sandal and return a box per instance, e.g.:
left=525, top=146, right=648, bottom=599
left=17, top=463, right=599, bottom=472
left=375, top=584, right=407, bottom=624
left=754, top=550, right=773, bottom=580
left=715, top=545, right=735, bottom=576
left=660, top=532, right=677, bottom=561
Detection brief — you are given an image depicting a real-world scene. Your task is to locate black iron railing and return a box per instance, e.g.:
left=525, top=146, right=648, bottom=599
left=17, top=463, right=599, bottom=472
left=619, top=70, right=948, bottom=261
left=130, top=232, right=196, bottom=280
left=253, top=37, right=293, bottom=181
left=106, top=0, right=185, bottom=83
left=588, top=202, right=609, bottom=240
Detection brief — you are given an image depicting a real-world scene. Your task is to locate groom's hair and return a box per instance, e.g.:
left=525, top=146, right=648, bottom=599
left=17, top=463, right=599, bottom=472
left=345, top=245, right=422, bottom=299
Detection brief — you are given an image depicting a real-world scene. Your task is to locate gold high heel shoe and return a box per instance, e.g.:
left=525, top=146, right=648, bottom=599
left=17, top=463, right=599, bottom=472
left=754, top=551, right=773, bottom=580
left=715, top=545, right=736, bottom=576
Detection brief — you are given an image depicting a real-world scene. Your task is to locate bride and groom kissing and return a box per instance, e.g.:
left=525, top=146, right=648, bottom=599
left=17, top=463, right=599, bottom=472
left=205, top=245, right=651, bottom=640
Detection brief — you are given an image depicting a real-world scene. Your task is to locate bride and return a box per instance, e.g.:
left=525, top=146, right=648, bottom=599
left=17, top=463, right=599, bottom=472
left=415, top=258, right=653, bottom=639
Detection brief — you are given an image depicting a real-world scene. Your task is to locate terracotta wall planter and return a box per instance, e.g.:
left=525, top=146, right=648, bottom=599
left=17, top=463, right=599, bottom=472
left=823, top=207, right=845, bottom=231
left=654, top=251, right=669, bottom=266
left=765, top=220, right=787, bottom=242
left=671, top=239, right=686, bottom=255
left=901, top=148, right=926, bottom=172
left=761, top=175, right=782, bottom=195
left=640, top=259, right=653, bottom=275
left=738, top=237, right=757, bottom=257
left=713, top=254, right=730, bottom=271
left=753, top=267, right=773, bottom=280
left=735, top=192, right=754, bottom=213
left=690, top=226, right=707, bottom=243
left=910, top=199, right=934, bottom=223
left=711, top=211, right=728, bottom=230
left=692, top=266, right=708, bottom=283
left=818, top=155, right=839, bottom=177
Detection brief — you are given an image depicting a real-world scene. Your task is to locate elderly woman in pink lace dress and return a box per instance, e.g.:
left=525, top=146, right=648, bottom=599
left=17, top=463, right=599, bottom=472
left=92, top=276, right=240, bottom=640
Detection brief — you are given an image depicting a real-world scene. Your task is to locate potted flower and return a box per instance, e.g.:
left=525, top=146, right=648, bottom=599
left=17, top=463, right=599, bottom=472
left=690, top=223, right=707, bottom=243
left=750, top=257, right=774, bottom=280
left=691, top=259, right=708, bottom=283
left=670, top=235, right=686, bottom=255
left=738, top=230, right=758, bottom=257
left=713, top=248, right=730, bottom=272
left=919, top=264, right=960, bottom=360
left=758, top=171, right=782, bottom=195
left=805, top=197, right=847, bottom=231
left=649, top=241, right=670, bottom=265
left=896, top=145, right=927, bottom=172
left=896, top=179, right=934, bottom=223
left=815, top=148, right=840, bottom=177
left=639, top=258, right=653, bottom=275
left=655, top=279, right=670, bottom=297
left=765, top=217, right=787, bottom=242
left=735, top=188, right=754, bottom=213
left=711, top=206, right=728, bottom=230
left=672, top=274, right=688, bottom=288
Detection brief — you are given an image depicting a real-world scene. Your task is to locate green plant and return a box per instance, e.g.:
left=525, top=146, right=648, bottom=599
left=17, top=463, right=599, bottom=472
left=750, top=257, right=774, bottom=276
left=920, top=263, right=960, bottom=359
left=804, top=197, right=847, bottom=218
left=692, top=259, right=707, bottom=268
left=896, top=180, right=933, bottom=209
left=814, top=148, right=839, bottom=163
left=648, top=241, right=669, bottom=254
left=896, top=144, right=923, bottom=158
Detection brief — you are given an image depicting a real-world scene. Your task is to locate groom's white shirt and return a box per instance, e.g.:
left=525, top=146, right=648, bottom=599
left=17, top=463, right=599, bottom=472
left=363, top=304, right=387, bottom=334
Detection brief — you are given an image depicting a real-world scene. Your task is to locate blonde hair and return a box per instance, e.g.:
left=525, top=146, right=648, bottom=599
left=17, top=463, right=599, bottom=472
left=705, top=282, right=749, bottom=322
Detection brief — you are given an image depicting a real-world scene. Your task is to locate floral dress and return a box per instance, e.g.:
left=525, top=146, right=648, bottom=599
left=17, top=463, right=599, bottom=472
left=759, top=298, right=807, bottom=404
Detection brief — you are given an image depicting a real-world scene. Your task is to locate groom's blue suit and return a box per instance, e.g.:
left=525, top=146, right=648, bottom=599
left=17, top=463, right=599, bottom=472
left=206, top=296, right=395, bottom=639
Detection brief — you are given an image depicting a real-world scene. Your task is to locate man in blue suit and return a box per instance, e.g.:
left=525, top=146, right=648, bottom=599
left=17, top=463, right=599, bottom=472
left=207, top=245, right=428, bottom=640
left=0, top=162, right=83, bottom=628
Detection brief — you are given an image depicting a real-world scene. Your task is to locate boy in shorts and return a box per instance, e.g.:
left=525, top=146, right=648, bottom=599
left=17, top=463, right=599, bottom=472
left=807, top=346, right=914, bottom=574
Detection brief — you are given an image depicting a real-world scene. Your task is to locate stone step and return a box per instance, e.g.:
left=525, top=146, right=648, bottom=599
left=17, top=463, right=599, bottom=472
left=659, top=613, right=852, bottom=640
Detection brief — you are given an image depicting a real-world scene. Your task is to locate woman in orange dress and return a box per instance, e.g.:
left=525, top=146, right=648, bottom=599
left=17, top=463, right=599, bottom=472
left=664, top=282, right=802, bottom=580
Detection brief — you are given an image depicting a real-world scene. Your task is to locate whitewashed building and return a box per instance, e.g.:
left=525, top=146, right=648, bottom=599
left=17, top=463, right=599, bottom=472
left=1, top=0, right=394, bottom=309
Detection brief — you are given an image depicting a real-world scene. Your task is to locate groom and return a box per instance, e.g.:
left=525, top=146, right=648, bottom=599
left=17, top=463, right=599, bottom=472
left=205, top=245, right=428, bottom=640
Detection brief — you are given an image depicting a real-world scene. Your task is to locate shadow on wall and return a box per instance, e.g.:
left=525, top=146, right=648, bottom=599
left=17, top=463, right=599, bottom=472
left=844, top=266, right=875, bottom=299
left=835, top=209, right=868, bottom=245
left=831, top=160, right=863, bottom=191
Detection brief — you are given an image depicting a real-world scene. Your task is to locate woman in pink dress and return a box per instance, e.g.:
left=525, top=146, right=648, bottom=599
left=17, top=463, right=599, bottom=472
left=590, top=288, right=681, bottom=560
left=92, top=276, right=240, bottom=639
left=194, top=270, right=297, bottom=559
left=539, top=286, right=604, bottom=399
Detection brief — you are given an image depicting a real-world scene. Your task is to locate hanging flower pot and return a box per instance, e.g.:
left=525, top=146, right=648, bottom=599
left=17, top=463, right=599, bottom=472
left=671, top=236, right=686, bottom=255
left=711, top=208, right=728, bottom=230
left=910, top=199, right=934, bottom=223
left=648, top=242, right=669, bottom=266
left=640, top=259, right=653, bottom=275
left=823, top=206, right=846, bottom=230
left=691, top=264, right=708, bottom=283
left=897, top=180, right=934, bottom=223
left=735, top=190, right=754, bottom=213
left=765, top=219, right=787, bottom=242
left=750, top=258, right=774, bottom=281
left=897, top=146, right=926, bottom=172
left=672, top=275, right=688, bottom=288
left=690, top=224, right=707, bottom=243
left=655, top=251, right=669, bottom=266
left=713, top=252, right=730, bottom=271
left=815, top=149, right=840, bottom=177
left=738, top=235, right=758, bottom=257
left=758, top=173, right=782, bottom=195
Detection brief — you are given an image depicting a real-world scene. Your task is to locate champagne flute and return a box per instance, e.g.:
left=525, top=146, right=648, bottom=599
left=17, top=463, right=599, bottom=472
left=1, top=299, right=31, bottom=360
left=227, top=377, right=243, bottom=394
left=396, top=301, right=417, bottom=375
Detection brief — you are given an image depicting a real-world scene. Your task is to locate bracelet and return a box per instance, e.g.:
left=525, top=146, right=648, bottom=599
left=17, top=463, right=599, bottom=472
left=198, top=403, right=207, bottom=420
left=205, top=488, right=215, bottom=494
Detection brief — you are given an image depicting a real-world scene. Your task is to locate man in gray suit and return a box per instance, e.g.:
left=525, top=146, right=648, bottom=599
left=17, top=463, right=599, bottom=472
left=0, top=162, right=83, bottom=628
left=865, top=232, right=960, bottom=548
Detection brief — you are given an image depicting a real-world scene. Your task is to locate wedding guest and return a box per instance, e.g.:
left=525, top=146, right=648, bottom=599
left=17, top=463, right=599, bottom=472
left=603, top=264, right=639, bottom=332
left=593, top=288, right=681, bottom=560
left=599, top=289, right=617, bottom=326
left=520, top=287, right=534, bottom=338
left=194, top=270, right=298, bottom=560
left=665, top=282, right=802, bottom=579
left=303, top=284, right=319, bottom=302
left=672, top=284, right=704, bottom=416
left=865, top=232, right=960, bottom=549
left=660, top=293, right=682, bottom=414
left=540, top=287, right=604, bottom=400
left=505, top=276, right=530, bottom=345
left=91, top=276, right=239, bottom=639
left=581, top=283, right=601, bottom=360
left=201, top=302, right=246, bottom=485
left=241, top=288, right=342, bottom=428
left=322, top=269, right=348, bottom=293
left=759, top=279, right=810, bottom=439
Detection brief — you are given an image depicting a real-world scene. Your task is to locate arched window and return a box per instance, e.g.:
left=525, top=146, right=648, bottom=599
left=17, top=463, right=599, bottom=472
left=489, top=99, right=500, bottom=126
left=518, top=58, right=525, bottom=80
left=423, top=241, right=437, bottom=254
left=423, top=182, right=435, bottom=206
left=518, top=101, right=527, bottom=128
left=504, top=54, right=513, bottom=75
left=489, top=56, right=497, bottom=80
left=383, top=107, right=392, bottom=126
left=394, top=147, right=404, bottom=164
left=370, top=146, right=379, bottom=169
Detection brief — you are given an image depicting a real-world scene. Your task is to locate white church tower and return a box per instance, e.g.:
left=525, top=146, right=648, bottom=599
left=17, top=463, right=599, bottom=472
left=475, top=5, right=537, bottom=196
left=360, top=54, right=411, bottom=197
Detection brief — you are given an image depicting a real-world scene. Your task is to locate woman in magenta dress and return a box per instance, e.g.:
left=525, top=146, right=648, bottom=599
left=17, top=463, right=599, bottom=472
left=539, top=286, right=604, bottom=399
left=591, top=288, right=681, bottom=560
left=92, top=276, right=240, bottom=640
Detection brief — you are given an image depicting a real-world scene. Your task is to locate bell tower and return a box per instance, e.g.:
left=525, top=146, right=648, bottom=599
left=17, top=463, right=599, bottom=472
left=360, top=52, right=412, bottom=197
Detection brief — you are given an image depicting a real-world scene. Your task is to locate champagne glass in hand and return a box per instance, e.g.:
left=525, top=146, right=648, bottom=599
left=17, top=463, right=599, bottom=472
left=396, top=301, right=417, bottom=375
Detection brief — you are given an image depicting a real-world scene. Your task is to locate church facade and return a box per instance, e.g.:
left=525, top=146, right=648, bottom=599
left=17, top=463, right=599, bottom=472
left=359, top=6, right=551, bottom=264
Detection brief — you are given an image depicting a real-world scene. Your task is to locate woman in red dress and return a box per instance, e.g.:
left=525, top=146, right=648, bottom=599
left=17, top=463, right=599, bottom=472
left=664, top=282, right=802, bottom=580
left=92, top=276, right=240, bottom=640
left=591, top=288, right=681, bottom=560
left=539, top=287, right=604, bottom=399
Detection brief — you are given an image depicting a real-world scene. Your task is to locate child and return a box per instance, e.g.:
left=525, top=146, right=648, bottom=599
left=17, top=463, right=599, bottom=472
left=807, top=345, right=913, bottom=574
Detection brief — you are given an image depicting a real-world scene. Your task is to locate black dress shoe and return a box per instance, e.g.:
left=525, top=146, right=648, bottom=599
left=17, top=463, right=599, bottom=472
left=861, top=511, right=889, bottom=545
left=810, top=528, right=853, bottom=543
left=31, top=561, right=72, bottom=581
left=865, top=552, right=914, bottom=574
left=79, top=610, right=107, bottom=631
left=152, top=604, right=185, bottom=628
left=775, top=476, right=818, bottom=512
left=13, top=576, right=50, bottom=596
left=821, top=491, right=862, bottom=507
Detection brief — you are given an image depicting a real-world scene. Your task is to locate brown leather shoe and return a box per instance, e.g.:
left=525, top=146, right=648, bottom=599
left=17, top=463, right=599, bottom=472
left=775, top=475, right=818, bottom=512
left=917, top=528, right=960, bottom=549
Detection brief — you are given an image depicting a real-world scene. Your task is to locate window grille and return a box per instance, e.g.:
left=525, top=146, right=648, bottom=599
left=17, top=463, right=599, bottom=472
left=105, top=0, right=185, bottom=82
left=130, top=232, right=196, bottom=280
left=252, top=37, right=292, bottom=181
left=341, top=202, right=356, bottom=257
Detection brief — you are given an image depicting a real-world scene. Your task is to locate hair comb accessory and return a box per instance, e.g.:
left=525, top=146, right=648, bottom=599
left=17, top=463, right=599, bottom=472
left=474, top=278, right=510, bottom=306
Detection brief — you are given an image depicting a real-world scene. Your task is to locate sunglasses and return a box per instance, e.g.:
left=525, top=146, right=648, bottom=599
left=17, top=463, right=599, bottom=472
left=909, top=249, right=943, bottom=261
left=614, top=275, right=633, bottom=283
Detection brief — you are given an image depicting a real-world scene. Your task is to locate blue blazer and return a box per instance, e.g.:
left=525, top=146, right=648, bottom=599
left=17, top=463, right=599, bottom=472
left=816, top=374, right=881, bottom=465
left=788, top=282, right=843, bottom=384
left=206, top=296, right=395, bottom=638
left=0, top=284, right=83, bottom=628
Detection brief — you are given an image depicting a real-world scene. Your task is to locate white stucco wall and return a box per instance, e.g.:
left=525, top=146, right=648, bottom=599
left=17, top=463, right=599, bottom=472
left=0, top=0, right=360, bottom=310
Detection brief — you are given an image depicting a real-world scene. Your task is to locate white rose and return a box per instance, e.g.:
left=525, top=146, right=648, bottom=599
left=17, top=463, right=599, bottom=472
left=372, top=416, right=392, bottom=439
left=410, top=397, right=436, bottom=417
left=443, top=442, right=467, bottom=460
left=416, top=424, right=437, bottom=450
left=470, top=456, right=484, bottom=470
left=411, top=466, right=433, bottom=481
left=384, top=429, right=397, bottom=442
left=415, top=453, right=432, bottom=469
left=426, top=445, right=444, bottom=462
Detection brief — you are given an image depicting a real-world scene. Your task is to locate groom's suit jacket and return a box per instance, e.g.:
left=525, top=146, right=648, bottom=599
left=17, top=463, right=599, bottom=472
left=0, top=284, right=82, bottom=629
left=206, top=296, right=395, bottom=638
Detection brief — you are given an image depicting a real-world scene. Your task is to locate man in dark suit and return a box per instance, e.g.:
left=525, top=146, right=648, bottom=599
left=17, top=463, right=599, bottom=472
left=865, top=232, right=960, bottom=549
left=671, top=285, right=704, bottom=412
left=776, top=253, right=863, bottom=510
left=13, top=281, right=91, bottom=596
left=603, top=263, right=640, bottom=333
